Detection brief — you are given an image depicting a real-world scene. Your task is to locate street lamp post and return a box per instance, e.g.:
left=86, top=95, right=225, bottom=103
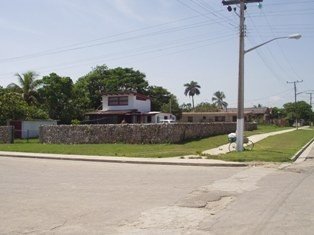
left=235, top=34, right=301, bottom=151
left=223, top=0, right=301, bottom=151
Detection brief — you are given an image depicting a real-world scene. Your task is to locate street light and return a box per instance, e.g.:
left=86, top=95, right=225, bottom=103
left=244, top=34, right=302, bottom=54
left=234, top=2, right=301, bottom=151
left=235, top=33, right=301, bottom=151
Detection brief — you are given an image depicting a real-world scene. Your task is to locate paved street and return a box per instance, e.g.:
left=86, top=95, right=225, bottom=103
left=0, top=157, right=242, bottom=234
left=1, top=145, right=314, bottom=234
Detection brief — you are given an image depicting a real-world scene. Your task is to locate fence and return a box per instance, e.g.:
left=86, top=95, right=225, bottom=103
left=40, top=122, right=257, bottom=144
left=0, top=126, right=14, bottom=144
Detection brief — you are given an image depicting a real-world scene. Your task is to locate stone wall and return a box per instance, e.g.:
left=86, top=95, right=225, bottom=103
left=40, top=123, right=257, bottom=144
left=0, top=126, right=14, bottom=144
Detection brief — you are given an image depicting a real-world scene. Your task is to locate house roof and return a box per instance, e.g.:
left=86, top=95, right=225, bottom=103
left=226, top=107, right=270, bottom=114
left=181, top=110, right=265, bottom=116
left=86, top=109, right=140, bottom=115
left=101, top=92, right=150, bottom=100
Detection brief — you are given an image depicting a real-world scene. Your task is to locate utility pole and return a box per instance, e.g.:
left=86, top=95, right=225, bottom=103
left=306, top=92, right=313, bottom=108
left=222, top=0, right=263, bottom=151
left=287, top=80, right=303, bottom=129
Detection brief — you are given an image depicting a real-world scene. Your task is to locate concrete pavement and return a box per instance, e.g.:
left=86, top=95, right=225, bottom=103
left=0, top=127, right=312, bottom=167
left=202, top=128, right=302, bottom=155
left=0, top=151, right=248, bottom=167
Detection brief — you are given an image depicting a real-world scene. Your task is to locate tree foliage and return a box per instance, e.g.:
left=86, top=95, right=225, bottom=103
left=194, top=102, right=218, bottom=112
left=212, top=91, right=228, bottom=111
left=180, top=103, right=192, bottom=112
left=283, top=101, right=313, bottom=125
left=146, top=86, right=171, bottom=111
left=38, top=73, right=78, bottom=124
left=184, top=81, right=201, bottom=109
left=74, top=65, right=149, bottom=110
left=0, top=65, right=181, bottom=124
left=0, top=91, right=47, bottom=125
left=7, top=71, right=42, bottom=105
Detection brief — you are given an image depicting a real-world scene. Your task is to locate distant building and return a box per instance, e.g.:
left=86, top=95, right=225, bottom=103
left=181, top=107, right=271, bottom=123
left=85, top=92, right=176, bottom=124
left=8, top=120, right=57, bottom=139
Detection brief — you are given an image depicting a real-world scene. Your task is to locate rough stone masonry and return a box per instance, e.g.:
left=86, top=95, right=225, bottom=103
left=39, top=123, right=257, bottom=144
left=0, top=126, right=14, bottom=144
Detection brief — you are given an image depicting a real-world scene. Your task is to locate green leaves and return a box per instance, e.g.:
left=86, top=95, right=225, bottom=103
left=184, top=81, right=201, bottom=109
left=212, top=91, right=228, bottom=111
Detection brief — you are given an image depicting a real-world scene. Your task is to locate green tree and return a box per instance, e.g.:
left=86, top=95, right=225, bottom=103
left=145, top=86, right=171, bottom=111
left=283, top=101, right=313, bottom=125
left=180, top=103, right=192, bottom=112
left=160, top=95, right=182, bottom=119
left=107, top=67, right=148, bottom=93
left=184, top=81, right=201, bottom=109
left=212, top=91, right=228, bottom=111
left=0, top=92, right=47, bottom=125
left=38, top=73, right=77, bottom=124
left=74, top=65, right=149, bottom=110
left=194, top=102, right=218, bottom=112
left=7, top=71, right=42, bottom=105
left=74, top=65, right=109, bottom=110
left=253, top=104, right=264, bottom=108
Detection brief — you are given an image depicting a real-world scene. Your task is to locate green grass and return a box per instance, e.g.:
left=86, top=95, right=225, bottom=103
left=245, top=124, right=292, bottom=136
left=207, top=129, right=314, bottom=162
left=0, top=135, right=229, bottom=158
left=0, top=125, right=300, bottom=159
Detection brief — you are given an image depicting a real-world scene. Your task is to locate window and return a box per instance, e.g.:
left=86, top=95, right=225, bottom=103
left=215, top=116, right=225, bottom=122
left=108, top=96, right=128, bottom=106
left=187, top=116, right=193, bottom=122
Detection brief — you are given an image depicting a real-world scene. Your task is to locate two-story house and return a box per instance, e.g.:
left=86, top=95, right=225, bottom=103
left=85, top=92, right=175, bottom=124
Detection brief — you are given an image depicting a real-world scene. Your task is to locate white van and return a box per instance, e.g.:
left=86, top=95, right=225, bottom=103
left=159, top=119, right=176, bottom=124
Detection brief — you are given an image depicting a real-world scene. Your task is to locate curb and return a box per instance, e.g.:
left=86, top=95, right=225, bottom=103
left=291, top=137, right=314, bottom=162
left=0, top=152, right=248, bottom=168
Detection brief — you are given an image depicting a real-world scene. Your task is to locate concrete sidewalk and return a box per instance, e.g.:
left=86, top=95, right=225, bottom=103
left=0, top=151, right=248, bottom=167
left=202, top=128, right=299, bottom=156
left=0, top=127, right=312, bottom=167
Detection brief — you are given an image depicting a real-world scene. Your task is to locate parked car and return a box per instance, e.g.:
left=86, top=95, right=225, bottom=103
left=159, top=120, right=176, bottom=124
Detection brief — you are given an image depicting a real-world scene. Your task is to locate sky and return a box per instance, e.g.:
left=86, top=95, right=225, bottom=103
left=0, top=0, right=313, bottom=108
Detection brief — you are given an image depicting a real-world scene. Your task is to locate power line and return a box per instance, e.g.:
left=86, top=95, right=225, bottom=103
left=0, top=13, right=225, bottom=63
left=259, top=9, right=305, bottom=81
left=0, top=32, right=235, bottom=79
left=176, top=0, right=236, bottom=30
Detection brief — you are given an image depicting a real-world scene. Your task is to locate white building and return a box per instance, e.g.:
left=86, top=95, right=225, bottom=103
left=148, top=112, right=176, bottom=123
left=86, top=92, right=176, bottom=124
left=8, top=120, right=57, bottom=139
left=102, top=93, right=150, bottom=113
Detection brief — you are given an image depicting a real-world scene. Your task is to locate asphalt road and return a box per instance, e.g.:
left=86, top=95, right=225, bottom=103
left=1, top=147, right=314, bottom=234
left=0, top=157, right=242, bottom=234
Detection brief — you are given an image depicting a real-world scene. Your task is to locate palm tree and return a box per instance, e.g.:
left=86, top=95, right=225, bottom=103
left=212, top=91, right=228, bottom=111
left=8, top=71, right=41, bottom=105
left=184, top=81, right=201, bottom=109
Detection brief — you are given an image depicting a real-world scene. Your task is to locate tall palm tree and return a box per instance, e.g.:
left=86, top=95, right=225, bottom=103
left=184, top=81, right=201, bottom=109
left=8, top=71, right=41, bottom=105
left=212, top=91, right=228, bottom=111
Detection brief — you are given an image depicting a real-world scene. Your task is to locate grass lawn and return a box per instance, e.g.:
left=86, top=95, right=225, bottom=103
left=207, top=129, right=314, bottom=162
left=0, top=135, right=228, bottom=158
left=245, top=124, right=291, bottom=135
left=0, top=125, right=298, bottom=158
